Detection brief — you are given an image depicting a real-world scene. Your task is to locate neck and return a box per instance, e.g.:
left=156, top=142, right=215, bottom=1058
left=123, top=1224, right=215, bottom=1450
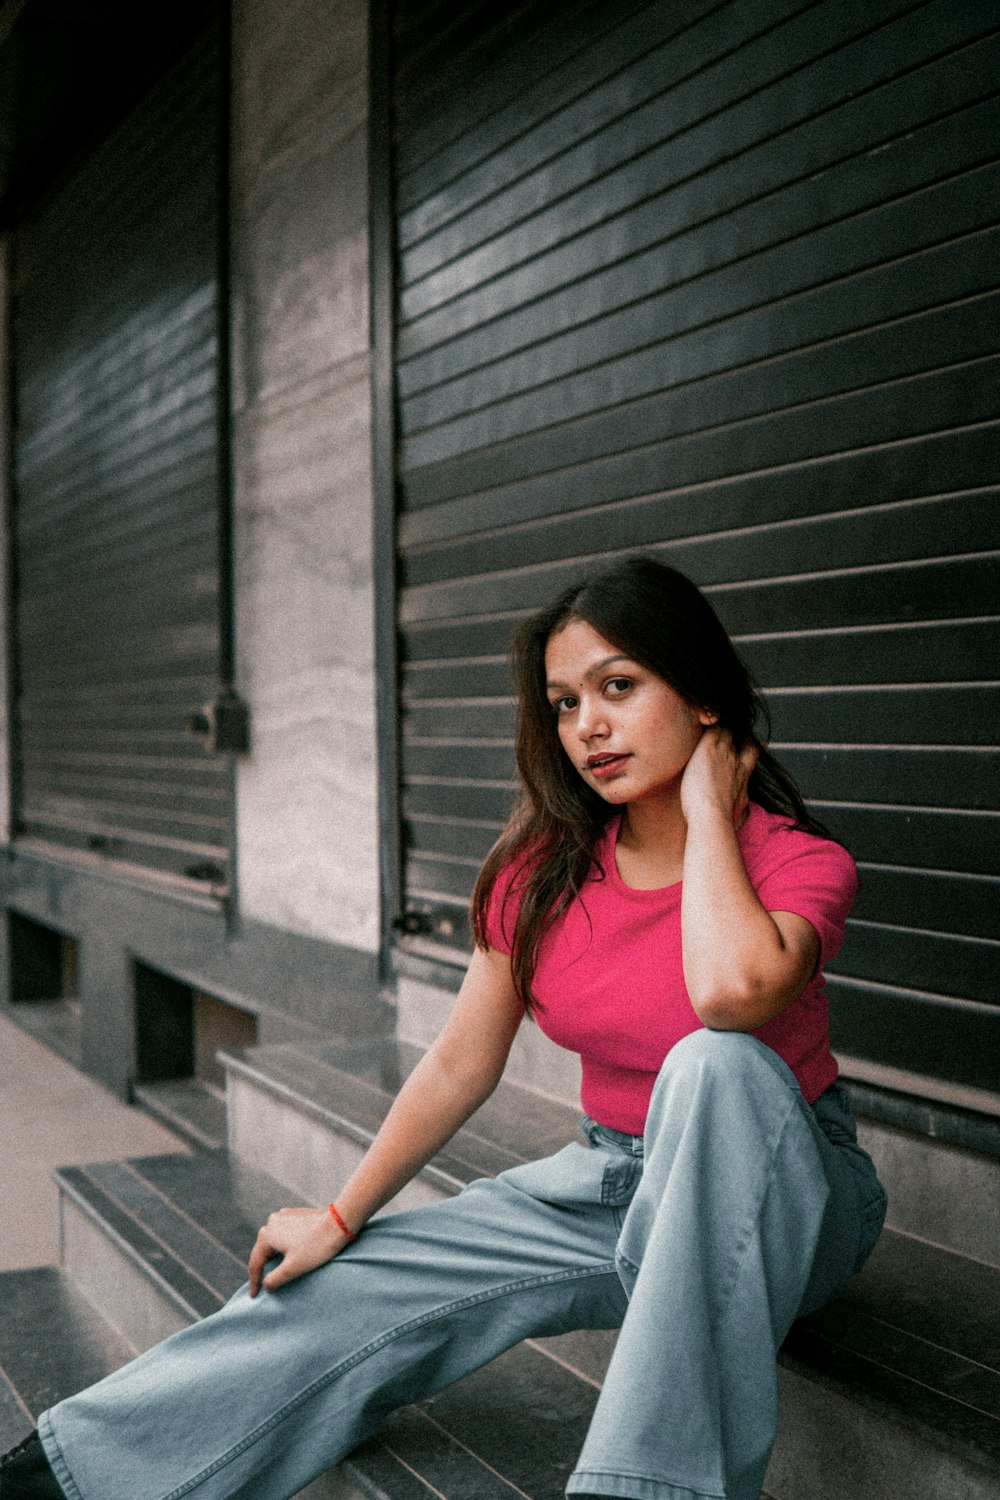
left=617, top=792, right=689, bottom=864
left=616, top=794, right=689, bottom=886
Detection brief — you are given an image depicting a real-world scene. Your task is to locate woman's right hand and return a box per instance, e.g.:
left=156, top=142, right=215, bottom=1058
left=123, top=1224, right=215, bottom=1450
left=245, top=947, right=524, bottom=1301
left=248, top=1205, right=350, bottom=1296
left=680, top=725, right=758, bottom=829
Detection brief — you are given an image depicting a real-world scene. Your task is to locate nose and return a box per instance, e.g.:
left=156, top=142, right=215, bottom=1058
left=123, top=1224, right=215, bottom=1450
left=576, top=693, right=609, bottom=742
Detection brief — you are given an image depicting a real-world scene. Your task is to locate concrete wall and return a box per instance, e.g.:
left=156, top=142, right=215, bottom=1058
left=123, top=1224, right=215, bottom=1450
left=229, top=0, right=380, bottom=955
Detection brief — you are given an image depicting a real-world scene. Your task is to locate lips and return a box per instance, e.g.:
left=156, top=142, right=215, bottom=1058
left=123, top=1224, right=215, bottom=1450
left=586, top=752, right=629, bottom=778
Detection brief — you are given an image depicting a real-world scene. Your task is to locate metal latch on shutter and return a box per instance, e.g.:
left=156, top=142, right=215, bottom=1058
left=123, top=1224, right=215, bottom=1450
left=186, top=688, right=250, bottom=754
left=392, top=909, right=457, bottom=939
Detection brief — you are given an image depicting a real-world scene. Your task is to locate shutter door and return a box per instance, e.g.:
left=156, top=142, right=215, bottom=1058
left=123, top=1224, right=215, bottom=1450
left=11, top=26, right=228, bottom=889
left=392, top=0, right=1000, bottom=1094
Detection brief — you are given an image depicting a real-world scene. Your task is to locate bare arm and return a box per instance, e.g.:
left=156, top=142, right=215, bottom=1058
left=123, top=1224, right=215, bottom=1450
left=680, top=729, right=819, bottom=1031
left=248, top=944, right=523, bottom=1294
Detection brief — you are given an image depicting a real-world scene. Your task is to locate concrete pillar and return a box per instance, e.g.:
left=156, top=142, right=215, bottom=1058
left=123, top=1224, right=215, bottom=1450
left=229, top=0, right=380, bottom=955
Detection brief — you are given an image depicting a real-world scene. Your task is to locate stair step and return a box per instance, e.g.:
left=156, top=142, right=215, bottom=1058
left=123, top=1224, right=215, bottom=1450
left=49, top=1041, right=1000, bottom=1500
left=221, top=1037, right=580, bottom=1209
left=133, top=1078, right=228, bottom=1151
left=774, top=1230, right=1000, bottom=1497
left=0, top=1268, right=135, bottom=1448
left=49, top=1147, right=614, bottom=1498
left=221, top=1039, right=1000, bottom=1499
left=0, top=1368, right=33, bottom=1453
left=792, top=1231, right=1000, bottom=1461
left=54, top=1150, right=278, bottom=1350
left=0, top=1263, right=371, bottom=1500
left=360, top=1340, right=600, bottom=1500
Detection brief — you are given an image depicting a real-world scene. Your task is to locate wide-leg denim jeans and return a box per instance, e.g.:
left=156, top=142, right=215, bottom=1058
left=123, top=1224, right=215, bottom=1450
left=39, top=1032, right=886, bottom=1500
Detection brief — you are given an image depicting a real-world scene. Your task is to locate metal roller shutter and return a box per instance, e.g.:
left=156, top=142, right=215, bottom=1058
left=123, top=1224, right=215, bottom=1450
left=11, top=25, right=229, bottom=890
left=391, top=0, right=1000, bottom=1093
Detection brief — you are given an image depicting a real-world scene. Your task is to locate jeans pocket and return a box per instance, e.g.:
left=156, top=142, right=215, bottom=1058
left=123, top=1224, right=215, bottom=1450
left=601, top=1151, right=641, bottom=1210
left=498, top=1142, right=610, bottom=1209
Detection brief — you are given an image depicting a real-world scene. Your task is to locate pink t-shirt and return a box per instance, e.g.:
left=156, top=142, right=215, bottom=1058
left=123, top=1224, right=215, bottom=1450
left=486, top=803, right=857, bottom=1133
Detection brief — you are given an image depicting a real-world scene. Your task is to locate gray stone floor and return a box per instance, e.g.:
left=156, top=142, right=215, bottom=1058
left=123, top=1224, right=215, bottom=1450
left=0, top=1014, right=185, bottom=1271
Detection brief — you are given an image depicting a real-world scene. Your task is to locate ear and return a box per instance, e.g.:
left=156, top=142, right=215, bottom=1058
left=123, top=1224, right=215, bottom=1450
left=697, top=707, right=719, bottom=726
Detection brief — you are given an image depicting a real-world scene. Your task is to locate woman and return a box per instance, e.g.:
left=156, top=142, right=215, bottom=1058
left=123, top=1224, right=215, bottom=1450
left=2, top=556, right=886, bottom=1500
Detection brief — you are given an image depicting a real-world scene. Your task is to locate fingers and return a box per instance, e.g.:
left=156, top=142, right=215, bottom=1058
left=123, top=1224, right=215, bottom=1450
left=684, top=725, right=760, bottom=827
left=737, top=740, right=759, bottom=789
left=260, top=1232, right=330, bottom=1294
left=247, top=1226, right=274, bottom=1298
left=262, top=1255, right=300, bottom=1294
left=733, top=740, right=758, bottom=826
left=247, top=1206, right=341, bottom=1297
left=248, top=1209, right=290, bottom=1296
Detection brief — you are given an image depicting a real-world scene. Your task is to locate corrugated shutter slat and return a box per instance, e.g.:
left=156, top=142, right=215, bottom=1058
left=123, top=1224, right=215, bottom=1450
left=392, top=1, right=1000, bottom=1093
left=12, top=27, right=227, bottom=886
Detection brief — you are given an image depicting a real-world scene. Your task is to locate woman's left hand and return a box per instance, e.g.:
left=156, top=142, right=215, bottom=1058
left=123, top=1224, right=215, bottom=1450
left=681, top=726, right=759, bottom=828
left=248, top=1205, right=348, bottom=1296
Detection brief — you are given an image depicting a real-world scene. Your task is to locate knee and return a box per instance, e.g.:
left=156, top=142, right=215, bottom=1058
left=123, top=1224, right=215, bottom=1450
left=663, top=1026, right=767, bottom=1077
left=645, top=1029, right=803, bottom=1150
left=654, top=1028, right=798, bottom=1101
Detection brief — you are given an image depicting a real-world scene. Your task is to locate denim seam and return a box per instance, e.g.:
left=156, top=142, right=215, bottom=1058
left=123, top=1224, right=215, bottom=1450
left=570, top=1465, right=727, bottom=1499
left=159, top=1261, right=618, bottom=1500
left=37, top=1414, right=85, bottom=1500
left=712, top=1094, right=799, bottom=1326
left=615, top=1080, right=800, bottom=1310
left=616, top=1249, right=638, bottom=1276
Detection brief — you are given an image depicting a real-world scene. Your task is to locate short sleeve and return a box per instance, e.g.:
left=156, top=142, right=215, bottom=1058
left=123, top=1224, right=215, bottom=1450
left=482, top=854, right=531, bottom=954
left=753, top=833, right=858, bottom=967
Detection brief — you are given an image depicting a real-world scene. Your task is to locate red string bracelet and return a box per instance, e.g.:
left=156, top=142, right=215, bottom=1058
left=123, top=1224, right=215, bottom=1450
left=328, top=1202, right=359, bottom=1241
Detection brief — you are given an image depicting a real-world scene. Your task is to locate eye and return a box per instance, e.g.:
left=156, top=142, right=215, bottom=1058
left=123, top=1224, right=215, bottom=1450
left=605, top=677, right=632, bottom=696
left=550, top=694, right=577, bottom=715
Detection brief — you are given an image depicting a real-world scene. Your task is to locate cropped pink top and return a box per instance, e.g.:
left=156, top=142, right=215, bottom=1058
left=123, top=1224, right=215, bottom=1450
left=486, top=802, right=857, bottom=1134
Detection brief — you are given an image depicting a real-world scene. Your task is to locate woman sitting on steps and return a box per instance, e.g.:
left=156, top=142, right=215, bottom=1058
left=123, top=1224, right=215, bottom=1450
left=1, top=555, right=887, bottom=1500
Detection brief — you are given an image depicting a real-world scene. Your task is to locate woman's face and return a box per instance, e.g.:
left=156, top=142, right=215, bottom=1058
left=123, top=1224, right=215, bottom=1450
left=544, top=618, right=715, bottom=807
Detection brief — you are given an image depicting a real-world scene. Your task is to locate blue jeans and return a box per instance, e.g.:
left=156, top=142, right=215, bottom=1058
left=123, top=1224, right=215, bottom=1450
left=39, top=1032, right=886, bottom=1500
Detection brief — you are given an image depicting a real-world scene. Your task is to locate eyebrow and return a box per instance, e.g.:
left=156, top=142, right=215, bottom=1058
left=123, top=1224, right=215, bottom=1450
left=545, top=654, right=634, bottom=692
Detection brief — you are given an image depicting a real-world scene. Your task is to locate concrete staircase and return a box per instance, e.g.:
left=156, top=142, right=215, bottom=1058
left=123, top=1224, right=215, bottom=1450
left=0, top=1031, right=997, bottom=1499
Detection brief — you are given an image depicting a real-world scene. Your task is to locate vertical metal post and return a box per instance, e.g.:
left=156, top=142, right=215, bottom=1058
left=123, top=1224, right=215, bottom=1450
left=215, top=0, right=235, bottom=696
left=368, top=0, right=403, bottom=987
left=215, top=0, right=241, bottom=924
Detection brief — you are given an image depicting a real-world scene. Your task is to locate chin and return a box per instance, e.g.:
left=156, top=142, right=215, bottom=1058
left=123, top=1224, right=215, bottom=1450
left=591, top=781, right=631, bottom=803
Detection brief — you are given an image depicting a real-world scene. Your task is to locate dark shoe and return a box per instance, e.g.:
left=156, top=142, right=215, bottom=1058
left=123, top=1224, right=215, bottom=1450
left=0, top=1432, right=64, bottom=1497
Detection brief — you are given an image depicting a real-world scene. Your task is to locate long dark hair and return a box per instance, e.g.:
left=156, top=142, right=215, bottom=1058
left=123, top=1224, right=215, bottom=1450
left=471, top=555, right=831, bottom=1004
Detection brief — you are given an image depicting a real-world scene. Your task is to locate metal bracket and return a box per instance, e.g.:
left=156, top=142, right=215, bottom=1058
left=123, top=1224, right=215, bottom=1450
left=186, top=688, right=250, bottom=754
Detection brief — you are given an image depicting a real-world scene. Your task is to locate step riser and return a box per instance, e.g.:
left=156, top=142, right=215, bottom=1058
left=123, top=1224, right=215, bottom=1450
left=767, top=1367, right=1000, bottom=1500
left=227, top=1049, right=1000, bottom=1273
left=858, top=1119, right=1000, bottom=1268
left=59, top=1195, right=191, bottom=1353
left=225, top=1073, right=447, bottom=1213
left=295, top=1469, right=373, bottom=1500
